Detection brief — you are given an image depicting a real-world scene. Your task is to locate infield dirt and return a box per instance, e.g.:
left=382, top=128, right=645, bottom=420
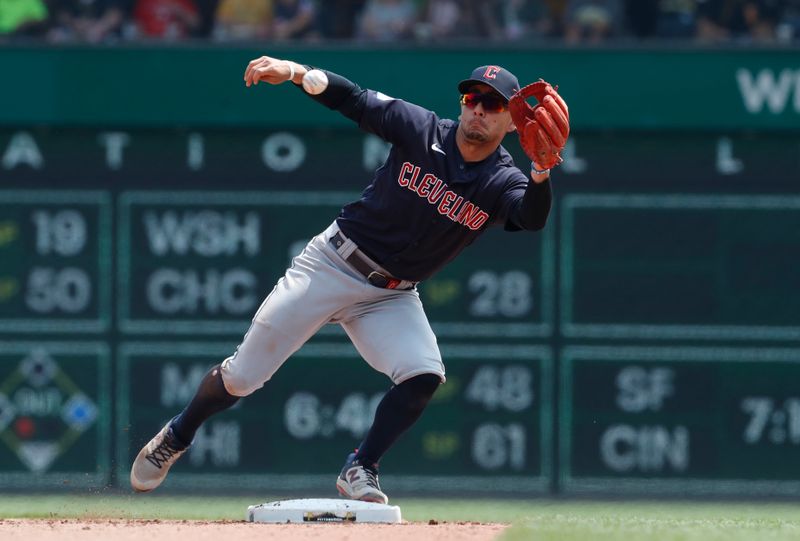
left=0, top=519, right=507, bottom=541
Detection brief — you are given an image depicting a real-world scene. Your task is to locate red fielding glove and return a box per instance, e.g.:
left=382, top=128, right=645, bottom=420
left=508, top=80, right=570, bottom=170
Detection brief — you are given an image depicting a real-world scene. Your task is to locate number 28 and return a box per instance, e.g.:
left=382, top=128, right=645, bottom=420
left=468, top=270, right=532, bottom=318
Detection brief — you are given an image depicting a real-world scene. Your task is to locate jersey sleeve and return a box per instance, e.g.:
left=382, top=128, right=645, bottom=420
left=300, top=70, right=436, bottom=147
left=500, top=170, right=552, bottom=232
left=495, top=171, right=528, bottom=226
left=357, top=90, right=437, bottom=146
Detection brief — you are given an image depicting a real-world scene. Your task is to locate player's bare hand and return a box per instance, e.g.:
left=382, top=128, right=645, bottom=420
left=244, top=56, right=293, bottom=87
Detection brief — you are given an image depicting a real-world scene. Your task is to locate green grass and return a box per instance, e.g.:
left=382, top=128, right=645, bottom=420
left=1, top=495, right=800, bottom=541
left=499, top=502, right=800, bottom=541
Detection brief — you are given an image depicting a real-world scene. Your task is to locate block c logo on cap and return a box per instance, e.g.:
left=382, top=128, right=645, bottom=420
left=483, top=66, right=500, bottom=80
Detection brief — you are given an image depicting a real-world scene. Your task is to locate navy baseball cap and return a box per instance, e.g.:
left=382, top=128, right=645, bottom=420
left=458, top=65, right=520, bottom=101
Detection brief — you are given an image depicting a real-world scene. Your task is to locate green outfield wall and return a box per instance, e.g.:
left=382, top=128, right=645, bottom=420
left=0, top=45, right=798, bottom=129
left=0, top=45, right=798, bottom=496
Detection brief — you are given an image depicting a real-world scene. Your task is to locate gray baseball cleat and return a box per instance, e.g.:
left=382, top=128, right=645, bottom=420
left=336, top=452, right=389, bottom=504
left=130, top=420, right=189, bottom=493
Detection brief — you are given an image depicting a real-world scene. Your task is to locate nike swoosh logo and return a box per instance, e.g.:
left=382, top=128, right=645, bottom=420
left=431, top=143, right=446, bottom=155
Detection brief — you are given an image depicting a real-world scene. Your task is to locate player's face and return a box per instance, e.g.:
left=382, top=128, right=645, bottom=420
left=458, top=84, right=516, bottom=144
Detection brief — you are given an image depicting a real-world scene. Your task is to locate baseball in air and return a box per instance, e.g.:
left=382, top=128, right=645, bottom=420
left=302, top=69, right=329, bottom=95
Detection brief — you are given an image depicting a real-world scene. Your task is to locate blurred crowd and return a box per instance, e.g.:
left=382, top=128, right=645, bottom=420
left=1, top=0, right=798, bottom=44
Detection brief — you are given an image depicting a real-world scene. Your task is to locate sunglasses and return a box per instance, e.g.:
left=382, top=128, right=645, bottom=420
left=460, top=92, right=508, bottom=113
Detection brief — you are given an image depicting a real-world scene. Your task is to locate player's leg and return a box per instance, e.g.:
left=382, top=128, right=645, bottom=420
left=336, top=289, right=444, bottom=503
left=128, top=362, right=239, bottom=493
left=335, top=372, right=441, bottom=503
left=131, top=225, right=362, bottom=492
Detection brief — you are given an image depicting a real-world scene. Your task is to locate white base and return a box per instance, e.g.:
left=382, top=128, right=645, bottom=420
left=247, top=498, right=402, bottom=524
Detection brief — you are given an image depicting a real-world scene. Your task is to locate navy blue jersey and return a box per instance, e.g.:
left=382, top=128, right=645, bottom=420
left=306, top=72, right=551, bottom=282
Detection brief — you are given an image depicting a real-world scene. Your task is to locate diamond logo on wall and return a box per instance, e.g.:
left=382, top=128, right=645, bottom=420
left=0, top=349, right=99, bottom=473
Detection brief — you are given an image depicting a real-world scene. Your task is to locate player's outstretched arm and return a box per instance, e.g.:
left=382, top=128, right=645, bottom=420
left=242, top=56, right=429, bottom=148
left=244, top=55, right=307, bottom=87
left=243, top=55, right=369, bottom=125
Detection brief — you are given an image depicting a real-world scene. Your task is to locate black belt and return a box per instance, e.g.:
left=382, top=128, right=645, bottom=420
left=329, top=231, right=414, bottom=290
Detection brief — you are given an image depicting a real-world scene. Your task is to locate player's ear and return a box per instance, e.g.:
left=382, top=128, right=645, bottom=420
left=506, top=118, right=516, bottom=133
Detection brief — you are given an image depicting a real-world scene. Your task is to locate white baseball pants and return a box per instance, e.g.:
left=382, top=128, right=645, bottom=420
left=220, top=221, right=445, bottom=397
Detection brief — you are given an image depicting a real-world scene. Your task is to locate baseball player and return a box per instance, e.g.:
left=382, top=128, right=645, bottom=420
left=131, top=55, right=569, bottom=503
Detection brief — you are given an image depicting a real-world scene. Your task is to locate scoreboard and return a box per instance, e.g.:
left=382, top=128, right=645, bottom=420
left=117, top=191, right=554, bottom=338
left=1, top=127, right=799, bottom=495
left=118, top=191, right=349, bottom=334
left=0, top=191, right=111, bottom=333
left=0, top=341, right=110, bottom=488
left=561, top=347, right=800, bottom=495
left=118, top=342, right=552, bottom=494
left=0, top=188, right=553, bottom=491
left=561, top=195, right=800, bottom=340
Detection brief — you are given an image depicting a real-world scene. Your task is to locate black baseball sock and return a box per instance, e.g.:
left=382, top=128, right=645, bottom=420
left=170, top=364, right=240, bottom=447
left=355, top=373, right=441, bottom=467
